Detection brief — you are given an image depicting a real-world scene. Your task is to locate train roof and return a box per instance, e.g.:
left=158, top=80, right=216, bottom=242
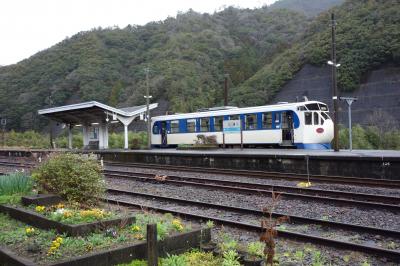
left=153, top=101, right=326, bottom=121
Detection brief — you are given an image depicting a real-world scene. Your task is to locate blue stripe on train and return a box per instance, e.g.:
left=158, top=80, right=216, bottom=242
left=295, top=143, right=331, bottom=150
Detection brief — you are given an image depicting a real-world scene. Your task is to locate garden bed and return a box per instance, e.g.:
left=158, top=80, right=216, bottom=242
left=21, top=194, right=63, bottom=206
left=0, top=204, right=135, bottom=236
left=0, top=212, right=210, bottom=265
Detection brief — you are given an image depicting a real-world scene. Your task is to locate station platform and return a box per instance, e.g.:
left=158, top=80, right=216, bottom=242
left=97, top=148, right=400, bottom=159
left=96, top=148, right=400, bottom=180
left=1, top=148, right=399, bottom=180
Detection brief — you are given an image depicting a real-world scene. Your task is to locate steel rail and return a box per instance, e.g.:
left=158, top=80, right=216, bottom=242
left=104, top=161, right=400, bottom=189
left=105, top=171, right=400, bottom=213
left=104, top=169, right=400, bottom=205
left=104, top=193, right=400, bottom=261
left=106, top=187, right=400, bottom=238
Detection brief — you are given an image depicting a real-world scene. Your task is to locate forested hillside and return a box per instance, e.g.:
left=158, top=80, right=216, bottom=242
left=232, top=0, right=400, bottom=107
left=0, top=7, right=309, bottom=130
left=0, top=0, right=399, bottom=131
left=269, top=0, right=344, bottom=17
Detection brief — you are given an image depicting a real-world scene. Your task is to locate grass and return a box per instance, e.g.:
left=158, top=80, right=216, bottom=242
left=0, top=172, right=33, bottom=195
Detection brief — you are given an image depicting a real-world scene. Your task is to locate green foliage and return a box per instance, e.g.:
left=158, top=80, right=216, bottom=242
left=339, top=124, right=400, bottom=150
left=270, top=0, right=344, bottom=17
left=247, top=241, right=265, bottom=259
left=0, top=172, right=33, bottom=196
left=222, top=250, right=241, bottom=266
left=32, top=153, right=105, bottom=205
left=131, top=213, right=188, bottom=241
left=161, top=254, right=187, bottom=266
left=119, top=251, right=220, bottom=266
left=4, top=130, right=51, bottom=148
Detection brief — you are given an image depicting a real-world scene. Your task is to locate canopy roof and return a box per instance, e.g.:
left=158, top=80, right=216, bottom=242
left=38, top=101, right=158, bottom=125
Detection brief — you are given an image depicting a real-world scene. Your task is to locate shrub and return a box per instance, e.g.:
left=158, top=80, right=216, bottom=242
left=32, top=153, right=105, bottom=206
left=0, top=172, right=33, bottom=195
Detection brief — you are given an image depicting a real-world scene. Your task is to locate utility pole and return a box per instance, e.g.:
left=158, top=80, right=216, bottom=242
left=144, top=68, right=152, bottom=150
left=48, top=94, right=54, bottom=149
left=224, top=74, right=229, bottom=106
left=330, top=13, right=339, bottom=152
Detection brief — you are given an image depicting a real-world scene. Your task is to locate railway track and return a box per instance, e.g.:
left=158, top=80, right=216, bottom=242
left=104, top=161, right=400, bottom=189
left=104, top=170, right=400, bottom=212
left=0, top=160, right=35, bottom=168
left=105, top=188, right=400, bottom=261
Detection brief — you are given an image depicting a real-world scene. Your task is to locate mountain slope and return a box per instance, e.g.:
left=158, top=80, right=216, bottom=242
left=232, top=0, right=400, bottom=107
left=269, top=0, right=345, bottom=17
left=0, top=8, right=309, bottom=130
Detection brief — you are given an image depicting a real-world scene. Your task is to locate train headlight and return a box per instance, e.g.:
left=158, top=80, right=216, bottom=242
left=316, top=128, right=324, bottom=134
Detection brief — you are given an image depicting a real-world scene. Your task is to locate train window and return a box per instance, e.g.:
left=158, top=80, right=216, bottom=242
left=262, top=112, right=273, bottom=129
left=321, top=112, right=330, bottom=120
left=306, top=103, right=319, bottom=110
left=313, top=112, right=319, bottom=125
left=297, top=106, right=306, bottom=111
left=273, top=113, right=279, bottom=123
left=152, top=123, right=160, bottom=134
left=319, top=104, right=328, bottom=111
left=214, top=116, right=224, bottom=131
left=187, top=119, right=196, bottom=133
left=200, top=118, right=210, bottom=132
left=305, top=112, right=312, bottom=125
left=170, top=120, right=180, bottom=133
left=229, top=115, right=239, bottom=120
left=245, top=114, right=257, bottom=130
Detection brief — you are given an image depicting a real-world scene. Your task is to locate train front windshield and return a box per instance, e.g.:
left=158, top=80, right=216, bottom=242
left=302, top=103, right=331, bottom=126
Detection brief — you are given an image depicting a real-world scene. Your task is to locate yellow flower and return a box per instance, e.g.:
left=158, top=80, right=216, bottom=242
left=80, top=208, right=106, bottom=219
left=56, top=203, right=65, bottom=209
left=35, top=206, right=46, bottom=212
left=25, top=227, right=35, bottom=235
left=133, top=233, right=144, bottom=240
left=63, top=210, right=73, bottom=218
left=131, top=225, right=141, bottom=232
left=47, top=236, right=63, bottom=256
left=172, top=219, right=184, bottom=232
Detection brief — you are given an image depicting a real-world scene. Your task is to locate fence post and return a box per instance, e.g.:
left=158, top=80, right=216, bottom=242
left=147, top=224, right=158, bottom=266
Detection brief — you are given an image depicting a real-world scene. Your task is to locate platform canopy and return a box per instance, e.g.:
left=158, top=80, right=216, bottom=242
left=38, top=101, right=158, bottom=149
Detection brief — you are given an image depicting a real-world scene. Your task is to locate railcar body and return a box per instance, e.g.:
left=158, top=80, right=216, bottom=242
left=151, top=101, right=333, bottom=149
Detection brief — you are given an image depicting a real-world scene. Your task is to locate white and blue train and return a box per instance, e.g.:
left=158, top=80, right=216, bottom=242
left=151, top=101, right=334, bottom=149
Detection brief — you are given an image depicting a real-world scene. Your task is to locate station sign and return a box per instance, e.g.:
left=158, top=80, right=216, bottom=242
left=223, top=120, right=241, bottom=134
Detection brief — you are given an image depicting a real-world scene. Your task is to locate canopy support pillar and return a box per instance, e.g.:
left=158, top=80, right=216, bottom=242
left=68, top=124, right=73, bottom=149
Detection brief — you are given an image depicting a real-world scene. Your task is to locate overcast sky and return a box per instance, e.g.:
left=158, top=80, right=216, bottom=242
left=0, top=0, right=278, bottom=66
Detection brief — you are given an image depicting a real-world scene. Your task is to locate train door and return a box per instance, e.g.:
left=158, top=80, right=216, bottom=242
left=161, top=121, right=168, bottom=147
left=281, top=111, right=294, bottom=146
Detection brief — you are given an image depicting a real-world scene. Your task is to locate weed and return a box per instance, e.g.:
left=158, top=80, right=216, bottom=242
left=206, top=220, right=215, bottom=229
left=361, top=261, right=371, bottom=266
left=260, top=191, right=288, bottom=266
left=162, top=253, right=186, bottom=266
left=311, top=250, right=326, bottom=266
left=247, top=241, right=265, bottom=259
left=295, top=250, right=305, bottom=265
left=222, top=250, right=241, bottom=266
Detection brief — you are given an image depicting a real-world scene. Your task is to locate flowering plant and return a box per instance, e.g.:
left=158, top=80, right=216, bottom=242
left=35, top=205, right=46, bottom=213
left=25, top=227, right=35, bottom=236
left=47, top=237, right=63, bottom=256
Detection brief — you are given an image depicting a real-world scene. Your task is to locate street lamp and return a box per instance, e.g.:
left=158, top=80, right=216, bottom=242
left=339, top=97, right=357, bottom=151
left=327, top=61, right=341, bottom=68
left=144, top=68, right=152, bottom=150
